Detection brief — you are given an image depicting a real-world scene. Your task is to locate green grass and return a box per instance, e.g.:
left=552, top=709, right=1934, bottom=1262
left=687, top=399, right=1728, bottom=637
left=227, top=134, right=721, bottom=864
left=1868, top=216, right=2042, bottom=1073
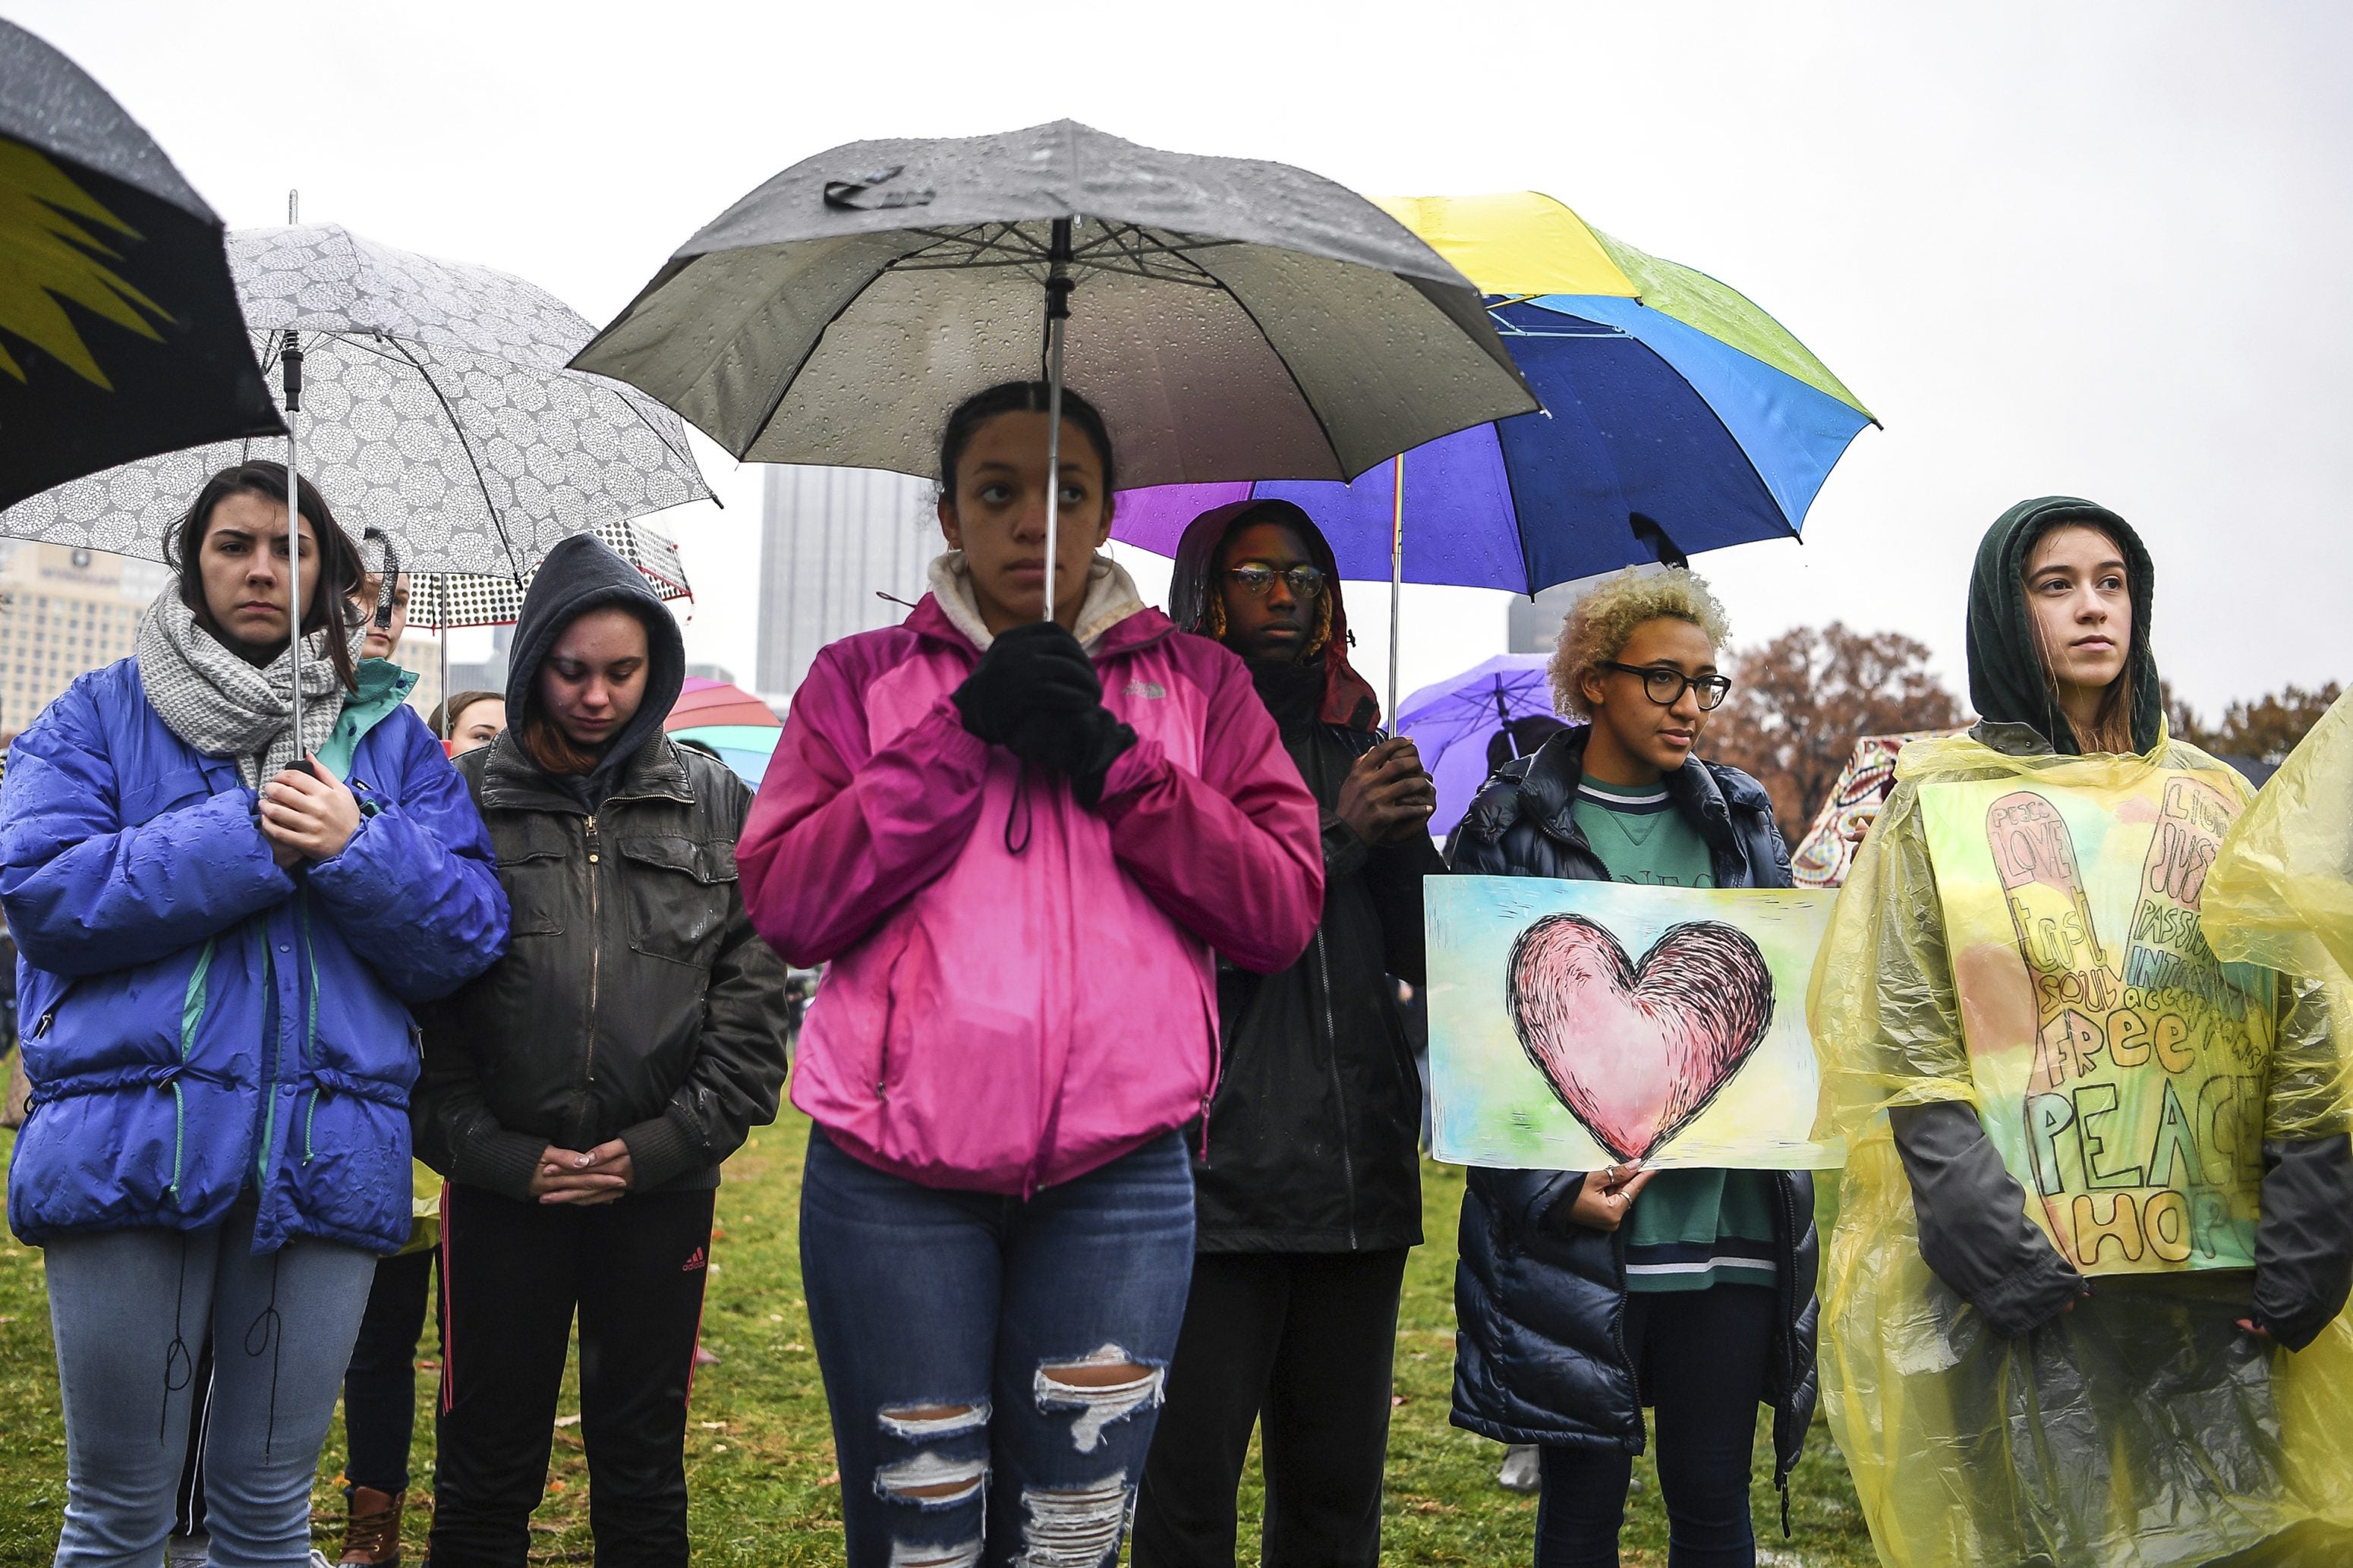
left=0, top=1113, right=1879, bottom=1566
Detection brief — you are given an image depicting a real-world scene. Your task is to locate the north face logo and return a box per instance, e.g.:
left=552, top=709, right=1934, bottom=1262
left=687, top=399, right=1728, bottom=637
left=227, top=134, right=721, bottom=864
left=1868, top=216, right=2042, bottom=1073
left=1123, top=679, right=1167, bottom=700
left=681, top=1246, right=707, bottom=1272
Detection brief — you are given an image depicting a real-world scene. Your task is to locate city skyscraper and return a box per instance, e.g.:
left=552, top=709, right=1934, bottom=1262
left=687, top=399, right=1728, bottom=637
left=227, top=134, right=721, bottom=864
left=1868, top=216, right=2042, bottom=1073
left=755, top=464, right=935, bottom=700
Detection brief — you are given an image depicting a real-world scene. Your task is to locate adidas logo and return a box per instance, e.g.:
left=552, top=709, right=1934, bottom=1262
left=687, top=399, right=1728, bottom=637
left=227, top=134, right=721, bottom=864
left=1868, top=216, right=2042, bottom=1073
left=681, top=1246, right=707, bottom=1272
left=1123, top=679, right=1167, bottom=700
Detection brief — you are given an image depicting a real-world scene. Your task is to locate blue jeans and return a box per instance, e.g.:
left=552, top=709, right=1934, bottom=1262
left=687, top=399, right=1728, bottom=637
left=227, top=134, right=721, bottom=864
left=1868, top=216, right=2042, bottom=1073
left=800, top=1125, right=1195, bottom=1568
left=44, top=1201, right=376, bottom=1568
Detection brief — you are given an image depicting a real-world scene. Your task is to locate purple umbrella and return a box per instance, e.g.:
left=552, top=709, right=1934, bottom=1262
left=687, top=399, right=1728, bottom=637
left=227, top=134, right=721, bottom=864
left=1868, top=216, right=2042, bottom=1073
left=1393, top=653, right=1567, bottom=839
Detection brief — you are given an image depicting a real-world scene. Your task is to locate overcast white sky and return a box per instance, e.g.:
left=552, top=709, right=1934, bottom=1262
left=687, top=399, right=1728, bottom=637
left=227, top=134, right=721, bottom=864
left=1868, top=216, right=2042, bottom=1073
left=12, top=1, right=2347, bottom=714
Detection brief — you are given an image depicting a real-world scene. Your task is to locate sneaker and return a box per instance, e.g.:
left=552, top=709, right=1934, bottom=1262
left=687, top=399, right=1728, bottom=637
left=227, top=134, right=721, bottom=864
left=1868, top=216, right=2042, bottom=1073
left=1497, top=1442, right=1541, bottom=1494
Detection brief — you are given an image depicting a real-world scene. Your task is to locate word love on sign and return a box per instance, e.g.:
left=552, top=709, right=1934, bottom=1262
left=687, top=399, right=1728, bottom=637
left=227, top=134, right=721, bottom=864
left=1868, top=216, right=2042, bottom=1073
left=1425, top=877, right=1842, bottom=1172
left=1921, top=768, right=2270, bottom=1274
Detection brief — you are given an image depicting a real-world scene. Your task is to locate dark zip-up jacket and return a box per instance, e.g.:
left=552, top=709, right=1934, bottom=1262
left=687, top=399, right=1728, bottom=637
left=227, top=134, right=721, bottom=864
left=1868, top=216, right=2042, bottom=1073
left=414, top=731, right=792, bottom=1197
left=1442, top=725, right=1819, bottom=1494
left=1192, top=716, right=1444, bottom=1252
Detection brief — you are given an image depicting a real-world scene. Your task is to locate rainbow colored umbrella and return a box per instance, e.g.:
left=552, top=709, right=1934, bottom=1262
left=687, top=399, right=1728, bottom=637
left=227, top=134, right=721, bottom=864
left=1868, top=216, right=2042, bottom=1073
left=663, top=677, right=782, bottom=786
left=1112, top=193, right=1876, bottom=709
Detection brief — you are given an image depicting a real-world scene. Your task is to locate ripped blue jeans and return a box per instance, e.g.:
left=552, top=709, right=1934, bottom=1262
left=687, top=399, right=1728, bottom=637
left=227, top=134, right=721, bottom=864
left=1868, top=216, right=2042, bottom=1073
left=800, top=1125, right=1195, bottom=1568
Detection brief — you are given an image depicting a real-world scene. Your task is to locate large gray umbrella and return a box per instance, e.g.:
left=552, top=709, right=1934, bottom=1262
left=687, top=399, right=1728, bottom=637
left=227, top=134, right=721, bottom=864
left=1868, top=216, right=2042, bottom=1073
left=574, top=120, right=1537, bottom=616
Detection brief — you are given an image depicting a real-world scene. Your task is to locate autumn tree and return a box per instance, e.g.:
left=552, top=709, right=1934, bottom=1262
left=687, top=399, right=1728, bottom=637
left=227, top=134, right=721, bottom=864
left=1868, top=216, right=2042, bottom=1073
left=2165, top=681, right=2342, bottom=765
left=1707, top=622, right=1966, bottom=840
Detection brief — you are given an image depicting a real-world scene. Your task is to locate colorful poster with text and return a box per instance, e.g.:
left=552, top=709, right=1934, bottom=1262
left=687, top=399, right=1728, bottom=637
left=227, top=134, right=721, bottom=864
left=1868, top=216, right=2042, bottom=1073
left=1918, top=769, right=2270, bottom=1274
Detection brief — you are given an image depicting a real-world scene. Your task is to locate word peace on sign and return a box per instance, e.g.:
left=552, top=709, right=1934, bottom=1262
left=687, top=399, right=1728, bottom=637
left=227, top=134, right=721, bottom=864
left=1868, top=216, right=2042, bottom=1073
left=1983, top=775, right=2269, bottom=1273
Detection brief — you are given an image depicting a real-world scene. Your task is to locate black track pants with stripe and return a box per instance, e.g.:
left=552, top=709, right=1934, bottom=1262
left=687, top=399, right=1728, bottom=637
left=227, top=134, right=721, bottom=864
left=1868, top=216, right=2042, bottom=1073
left=427, top=1182, right=714, bottom=1568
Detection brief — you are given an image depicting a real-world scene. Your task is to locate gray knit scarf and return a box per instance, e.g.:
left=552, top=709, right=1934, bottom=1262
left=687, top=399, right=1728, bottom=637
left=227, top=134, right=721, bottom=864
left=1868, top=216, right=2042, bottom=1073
left=137, top=587, right=363, bottom=786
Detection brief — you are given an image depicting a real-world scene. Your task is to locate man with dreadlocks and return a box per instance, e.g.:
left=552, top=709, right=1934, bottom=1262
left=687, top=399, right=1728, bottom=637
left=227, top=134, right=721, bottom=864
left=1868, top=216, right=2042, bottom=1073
left=1133, top=499, right=1443, bottom=1567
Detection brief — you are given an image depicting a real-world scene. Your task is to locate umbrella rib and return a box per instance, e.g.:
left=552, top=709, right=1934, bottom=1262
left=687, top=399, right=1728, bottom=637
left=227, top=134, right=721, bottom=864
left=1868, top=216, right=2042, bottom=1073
left=380, top=333, right=534, bottom=582
left=597, top=377, right=707, bottom=488
left=1203, top=280, right=1348, bottom=486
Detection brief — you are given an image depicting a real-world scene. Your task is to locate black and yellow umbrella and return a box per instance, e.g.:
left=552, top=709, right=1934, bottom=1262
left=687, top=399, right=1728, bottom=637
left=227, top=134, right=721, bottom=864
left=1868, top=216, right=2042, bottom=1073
left=0, top=19, right=281, bottom=509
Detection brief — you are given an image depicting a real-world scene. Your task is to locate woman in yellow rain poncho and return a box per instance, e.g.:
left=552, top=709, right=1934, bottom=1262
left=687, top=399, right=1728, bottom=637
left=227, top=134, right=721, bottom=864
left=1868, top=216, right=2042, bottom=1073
left=1809, top=498, right=2353, bottom=1568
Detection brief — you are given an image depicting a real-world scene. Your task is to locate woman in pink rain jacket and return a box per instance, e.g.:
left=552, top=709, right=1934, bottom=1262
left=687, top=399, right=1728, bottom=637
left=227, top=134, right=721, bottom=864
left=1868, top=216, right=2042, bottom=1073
left=736, top=381, right=1321, bottom=1567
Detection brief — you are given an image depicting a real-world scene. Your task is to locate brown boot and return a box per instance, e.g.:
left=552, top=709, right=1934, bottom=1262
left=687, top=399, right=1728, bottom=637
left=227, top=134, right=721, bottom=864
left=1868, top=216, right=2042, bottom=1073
left=338, top=1487, right=404, bottom=1566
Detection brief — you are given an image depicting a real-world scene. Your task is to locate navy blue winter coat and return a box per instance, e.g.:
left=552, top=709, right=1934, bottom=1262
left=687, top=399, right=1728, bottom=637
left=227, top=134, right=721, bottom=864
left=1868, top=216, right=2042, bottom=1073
left=1443, top=726, right=1820, bottom=1493
left=2, top=658, right=509, bottom=1255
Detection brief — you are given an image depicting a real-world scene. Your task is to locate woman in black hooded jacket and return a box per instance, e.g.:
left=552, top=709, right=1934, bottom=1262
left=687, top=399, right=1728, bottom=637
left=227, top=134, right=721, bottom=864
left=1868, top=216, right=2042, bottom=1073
left=413, top=534, right=793, bottom=1568
left=1132, top=499, right=1444, bottom=1566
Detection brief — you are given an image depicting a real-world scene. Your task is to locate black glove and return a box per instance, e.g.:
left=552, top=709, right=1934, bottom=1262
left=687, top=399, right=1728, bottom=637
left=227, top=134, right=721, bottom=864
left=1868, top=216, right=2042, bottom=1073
left=952, top=622, right=1100, bottom=746
left=1014, top=705, right=1136, bottom=809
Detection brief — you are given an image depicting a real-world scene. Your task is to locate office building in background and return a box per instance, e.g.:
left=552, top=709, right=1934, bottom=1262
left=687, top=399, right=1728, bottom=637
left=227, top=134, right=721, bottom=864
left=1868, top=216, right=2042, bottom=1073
left=755, top=465, right=934, bottom=701
left=0, top=541, right=452, bottom=741
left=1507, top=564, right=1674, bottom=655
left=0, top=543, right=167, bottom=741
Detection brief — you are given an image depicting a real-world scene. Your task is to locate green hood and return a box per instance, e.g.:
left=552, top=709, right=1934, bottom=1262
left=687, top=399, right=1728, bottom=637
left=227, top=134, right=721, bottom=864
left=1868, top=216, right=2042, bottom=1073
left=1964, top=496, right=2162, bottom=756
left=317, top=657, right=419, bottom=780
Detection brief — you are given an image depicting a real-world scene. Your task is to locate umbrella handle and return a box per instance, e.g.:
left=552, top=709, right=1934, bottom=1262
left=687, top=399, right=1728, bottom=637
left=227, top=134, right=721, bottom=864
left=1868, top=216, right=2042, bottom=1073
left=1040, top=218, right=1073, bottom=625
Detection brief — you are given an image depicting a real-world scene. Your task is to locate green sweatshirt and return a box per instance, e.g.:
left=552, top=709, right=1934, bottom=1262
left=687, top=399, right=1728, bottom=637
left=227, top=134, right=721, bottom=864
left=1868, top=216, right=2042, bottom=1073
left=1573, top=773, right=1777, bottom=1294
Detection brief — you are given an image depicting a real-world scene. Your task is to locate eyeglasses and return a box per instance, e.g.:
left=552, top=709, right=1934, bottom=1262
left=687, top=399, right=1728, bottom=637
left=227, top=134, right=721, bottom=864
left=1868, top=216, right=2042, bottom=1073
left=1226, top=564, right=1326, bottom=600
left=1599, top=660, right=1732, bottom=711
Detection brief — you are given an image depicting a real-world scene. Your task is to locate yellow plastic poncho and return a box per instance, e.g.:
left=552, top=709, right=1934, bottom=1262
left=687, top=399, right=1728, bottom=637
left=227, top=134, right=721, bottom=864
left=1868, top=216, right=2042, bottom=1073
left=2205, top=690, right=2353, bottom=1045
left=1809, top=727, right=2353, bottom=1568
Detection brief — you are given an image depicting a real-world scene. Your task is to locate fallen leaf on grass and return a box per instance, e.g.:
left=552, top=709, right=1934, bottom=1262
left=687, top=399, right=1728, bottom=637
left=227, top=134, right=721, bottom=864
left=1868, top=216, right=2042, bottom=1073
left=1391, top=1394, right=1409, bottom=1407
left=819, top=1470, right=839, bottom=1487
left=699, top=1420, right=727, bottom=1429
left=1405, top=1498, right=1456, bottom=1514
left=554, top=1414, right=581, bottom=1428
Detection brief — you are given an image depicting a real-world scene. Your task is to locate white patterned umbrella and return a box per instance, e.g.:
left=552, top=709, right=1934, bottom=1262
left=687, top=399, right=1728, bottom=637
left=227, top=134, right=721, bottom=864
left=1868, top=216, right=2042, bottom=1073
left=391, top=516, right=693, bottom=631
left=0, top=223, right=713, bottom=578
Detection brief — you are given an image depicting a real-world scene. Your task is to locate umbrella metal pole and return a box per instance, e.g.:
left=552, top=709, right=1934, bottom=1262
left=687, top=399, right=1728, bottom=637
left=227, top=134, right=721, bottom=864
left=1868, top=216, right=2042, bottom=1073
left=1387, top=452, right=1405, bottom=725
left=283, top=324, right=305, bottom=770
left=280, top=190, right=308, bottom=774
left=1041, top=219, right=1074, bottom=625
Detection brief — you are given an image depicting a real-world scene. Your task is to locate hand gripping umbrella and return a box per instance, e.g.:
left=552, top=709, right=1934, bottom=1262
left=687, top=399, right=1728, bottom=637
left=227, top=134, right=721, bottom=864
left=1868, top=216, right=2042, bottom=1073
left=0, top=19, right=282, bottom=508
left=1, top=216, right=713, bottom=754
left=572, top=119, right=1538, bottom=623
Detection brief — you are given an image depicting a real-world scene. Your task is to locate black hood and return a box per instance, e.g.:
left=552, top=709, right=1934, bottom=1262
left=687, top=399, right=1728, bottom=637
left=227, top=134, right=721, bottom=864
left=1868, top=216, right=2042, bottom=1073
left=1965, top=496, right=2162, bottom=756
left=1167, top=497, right=1381, bottom=731
left=506, top=533, right=685, bottom=803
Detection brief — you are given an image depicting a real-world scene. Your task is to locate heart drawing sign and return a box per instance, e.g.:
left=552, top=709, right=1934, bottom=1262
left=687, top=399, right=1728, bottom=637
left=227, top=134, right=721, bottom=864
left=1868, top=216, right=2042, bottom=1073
left=1507, top=915, right=1778, bottom=1162
left=1427, top=877, right=1842, bottom=1172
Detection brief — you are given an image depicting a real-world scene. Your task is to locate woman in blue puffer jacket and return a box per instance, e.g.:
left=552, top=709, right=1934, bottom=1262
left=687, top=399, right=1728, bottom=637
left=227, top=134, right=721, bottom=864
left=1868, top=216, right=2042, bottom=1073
left=1, top=461, right=509, bottom=1568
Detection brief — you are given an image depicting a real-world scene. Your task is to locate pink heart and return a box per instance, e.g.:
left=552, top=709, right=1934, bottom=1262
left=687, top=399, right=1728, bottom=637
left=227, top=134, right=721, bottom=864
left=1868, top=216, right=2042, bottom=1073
left=1506, top=915, right=1777, bottom=1163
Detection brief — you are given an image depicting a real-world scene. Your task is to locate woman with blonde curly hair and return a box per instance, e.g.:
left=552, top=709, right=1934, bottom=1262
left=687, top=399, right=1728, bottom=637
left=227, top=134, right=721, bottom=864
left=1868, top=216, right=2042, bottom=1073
left=1446, top=566, right=1819, bottom=1568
